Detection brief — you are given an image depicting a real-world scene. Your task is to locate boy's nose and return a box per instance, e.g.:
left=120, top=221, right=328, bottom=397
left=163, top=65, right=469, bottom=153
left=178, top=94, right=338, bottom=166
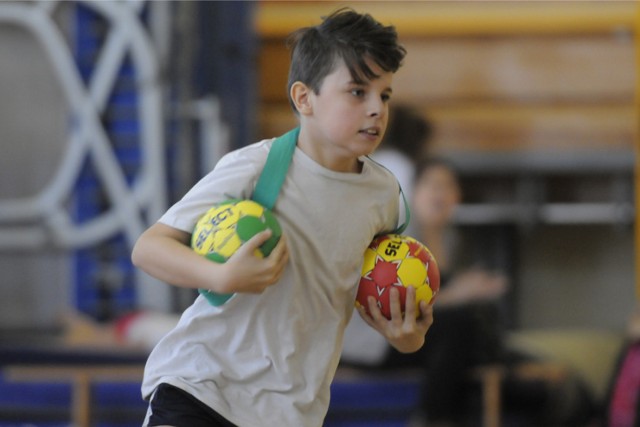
left=367, top=97, right=384, bottom=117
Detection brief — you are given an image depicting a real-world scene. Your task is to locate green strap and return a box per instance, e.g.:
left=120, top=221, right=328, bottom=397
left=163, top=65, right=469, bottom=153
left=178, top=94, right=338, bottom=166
left=199, top=128, right=299, bottom=306
left=252, top=127, right=299, bottom=209
left=393, top=185, right=411, bottom=235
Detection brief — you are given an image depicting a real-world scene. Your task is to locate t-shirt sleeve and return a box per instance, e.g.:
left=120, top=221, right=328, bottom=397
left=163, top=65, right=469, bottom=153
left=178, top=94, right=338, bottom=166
left=372, top=162, right=402, bottom=236
left=158, top=141, right=270, bottom=232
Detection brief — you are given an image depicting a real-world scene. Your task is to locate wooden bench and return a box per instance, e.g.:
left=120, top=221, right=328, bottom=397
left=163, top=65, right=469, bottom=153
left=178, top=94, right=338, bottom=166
left=2, top=360, right=567, bottom=427
left=332, top=361, right=567, bottom=427
left=473, top=362, right=567, bottom=427
left=4, top=364, right=144, bottom=427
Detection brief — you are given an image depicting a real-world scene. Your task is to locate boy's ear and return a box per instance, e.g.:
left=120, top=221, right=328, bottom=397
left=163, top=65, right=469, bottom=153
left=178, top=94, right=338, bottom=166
left=290, top=81, right=313, bottom=116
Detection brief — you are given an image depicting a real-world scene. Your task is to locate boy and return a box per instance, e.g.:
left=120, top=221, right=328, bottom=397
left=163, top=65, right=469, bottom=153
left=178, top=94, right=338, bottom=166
left=132, top=9, right=433, bottom=427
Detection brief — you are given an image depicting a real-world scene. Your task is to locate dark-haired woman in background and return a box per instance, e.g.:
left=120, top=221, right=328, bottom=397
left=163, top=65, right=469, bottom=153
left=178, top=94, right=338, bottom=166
left=342, top=106, right=507, bottom=427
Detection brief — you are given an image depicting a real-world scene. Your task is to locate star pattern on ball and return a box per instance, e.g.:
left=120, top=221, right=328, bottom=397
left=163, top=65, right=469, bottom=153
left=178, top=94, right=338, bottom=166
left=356, top=234, right=440, bottom=319
left=366, top=255, right=403, bottom=287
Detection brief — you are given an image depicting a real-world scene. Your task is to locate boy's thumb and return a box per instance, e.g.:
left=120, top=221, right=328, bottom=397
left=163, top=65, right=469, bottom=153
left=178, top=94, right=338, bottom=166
left=238, top=229, right=272, bottom=255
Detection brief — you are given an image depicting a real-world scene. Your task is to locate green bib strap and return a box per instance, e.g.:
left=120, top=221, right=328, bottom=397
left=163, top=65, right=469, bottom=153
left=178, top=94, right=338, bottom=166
left=199, top=128, right=299, bottom=306
left=252, top=127, right=299, bottom=209
left=393, top=185, right=411, bottom=235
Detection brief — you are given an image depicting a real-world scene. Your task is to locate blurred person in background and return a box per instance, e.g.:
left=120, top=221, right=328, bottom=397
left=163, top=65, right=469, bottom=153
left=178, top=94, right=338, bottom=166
left=407, top=159, right=508, bottom=426
left=343, top=155, right=508, bottom=427
left=605, top=305, right=640, bottom=427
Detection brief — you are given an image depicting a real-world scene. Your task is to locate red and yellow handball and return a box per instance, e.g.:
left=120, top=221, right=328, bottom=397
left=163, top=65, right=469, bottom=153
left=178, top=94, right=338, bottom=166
left=356, top=234, right=440, bottom=319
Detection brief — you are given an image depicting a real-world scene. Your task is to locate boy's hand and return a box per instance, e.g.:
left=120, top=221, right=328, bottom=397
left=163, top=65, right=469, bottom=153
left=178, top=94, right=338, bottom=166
left=357, top=286, right=433, bottom=353
left=215, top=230, right=289, bottom=294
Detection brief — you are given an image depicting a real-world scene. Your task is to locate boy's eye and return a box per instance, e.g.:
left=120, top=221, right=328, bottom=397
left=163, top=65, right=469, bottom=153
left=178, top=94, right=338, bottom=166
left=351, top=89, right=365, bottom=97
left=381, top=93, right=391, bottom=102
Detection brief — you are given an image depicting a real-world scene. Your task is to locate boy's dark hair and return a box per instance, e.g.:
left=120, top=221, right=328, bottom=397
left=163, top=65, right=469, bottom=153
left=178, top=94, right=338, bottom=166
left=286, top=8, right=406, bottom=112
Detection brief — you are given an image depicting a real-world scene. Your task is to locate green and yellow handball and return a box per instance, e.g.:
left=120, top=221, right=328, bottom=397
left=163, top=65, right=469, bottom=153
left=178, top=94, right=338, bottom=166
left=191, top=199, right=282, bottom=263
left=192, top=199, right=282, bottom=306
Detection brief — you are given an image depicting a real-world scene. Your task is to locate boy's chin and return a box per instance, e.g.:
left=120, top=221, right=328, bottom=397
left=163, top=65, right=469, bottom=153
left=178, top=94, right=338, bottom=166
left=355, top=141, right=382, bottom=157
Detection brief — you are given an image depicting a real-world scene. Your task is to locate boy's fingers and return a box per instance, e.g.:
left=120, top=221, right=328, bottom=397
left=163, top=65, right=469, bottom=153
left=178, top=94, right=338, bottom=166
left=417, top=301, right=434, bottom=327
left=388, top=287, right=403, bottom=322
left=403, top=286, right=417, bottom=322
left=357, top=304, right=376, bottom=327
left=270, top=234, right=288, bottom=261
left=238, top=230, right=273, bottom=256
left=367, top=296, right=385, bottom=324
left=274, top=248, right=290, bottom=276
left=268, top=236, right=289, bottom=276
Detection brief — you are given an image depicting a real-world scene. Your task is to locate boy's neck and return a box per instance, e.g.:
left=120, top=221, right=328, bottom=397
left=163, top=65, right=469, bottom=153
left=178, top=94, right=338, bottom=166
left=296, top=128, right=362, bottom=173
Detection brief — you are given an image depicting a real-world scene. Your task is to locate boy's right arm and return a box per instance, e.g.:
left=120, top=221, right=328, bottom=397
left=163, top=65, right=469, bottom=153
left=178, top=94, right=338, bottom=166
left=131, top=223, right=289, bottom=295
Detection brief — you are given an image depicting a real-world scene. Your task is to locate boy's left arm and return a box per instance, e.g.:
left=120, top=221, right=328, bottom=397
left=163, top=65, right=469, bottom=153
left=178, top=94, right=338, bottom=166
left=357, top=286, right=434, bottom=353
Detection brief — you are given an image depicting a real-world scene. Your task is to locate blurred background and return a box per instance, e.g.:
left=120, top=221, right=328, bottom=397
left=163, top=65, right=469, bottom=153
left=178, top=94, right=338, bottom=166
left=0, top=1, right=637, bottom=426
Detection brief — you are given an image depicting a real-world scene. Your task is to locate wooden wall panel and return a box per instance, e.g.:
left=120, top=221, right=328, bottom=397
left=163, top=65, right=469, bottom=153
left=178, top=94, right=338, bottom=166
left=395, top=36, right=635, bottom=103
left=256, top=2, right=636, bottom=38
left=428, top=104, right=634, bottom=152
left=256, top=2, right=636, bottom=154
left=259, top=35, right=635, bottom=105
left=258, top=40, right=290, bottom=103
left=257, top=104, right=634, bottom=153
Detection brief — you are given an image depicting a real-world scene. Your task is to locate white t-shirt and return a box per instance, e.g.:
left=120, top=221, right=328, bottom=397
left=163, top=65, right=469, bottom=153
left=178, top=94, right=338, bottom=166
left=141, top=138, right=399, bottom=427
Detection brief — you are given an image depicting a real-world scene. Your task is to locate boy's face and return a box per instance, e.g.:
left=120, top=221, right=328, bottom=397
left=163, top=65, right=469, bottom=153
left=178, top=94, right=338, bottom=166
left=300, top=58, right=393, bottom=171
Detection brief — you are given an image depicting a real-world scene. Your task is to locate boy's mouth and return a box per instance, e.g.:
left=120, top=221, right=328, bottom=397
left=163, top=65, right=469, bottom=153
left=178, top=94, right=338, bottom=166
left=359, top=127, right=380, bottom=137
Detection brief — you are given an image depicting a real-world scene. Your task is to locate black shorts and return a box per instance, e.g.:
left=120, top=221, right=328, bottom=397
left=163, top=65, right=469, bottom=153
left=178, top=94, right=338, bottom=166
left=146, top=383, right=237, bottom=427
